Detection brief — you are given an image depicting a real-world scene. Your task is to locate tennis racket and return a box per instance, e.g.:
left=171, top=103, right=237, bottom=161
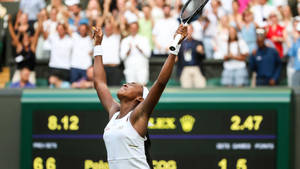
left=169, top=0, right=210, bottom=51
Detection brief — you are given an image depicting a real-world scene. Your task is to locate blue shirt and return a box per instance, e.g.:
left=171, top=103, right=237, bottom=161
left=10, top=82, right=35, bottom=88
left=240, top=23, right=257, bottom=53
left=20, top=0, right=46, bottom=21
left=178, top=39, right=204, bottom=66
left=177, top=39, right=205, bottom=76
left=288, top=39, right=300, bottom=71
left=249, top=47, right=282, bottom=81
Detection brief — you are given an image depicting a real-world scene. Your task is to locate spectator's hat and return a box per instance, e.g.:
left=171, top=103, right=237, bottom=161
left=79, top=18, right=89, bottom=25
left=65, top=0, right=80, bottom=6
left=126, top=14, right=138, bottom=24
left=256, top=28, right=266, bottom=36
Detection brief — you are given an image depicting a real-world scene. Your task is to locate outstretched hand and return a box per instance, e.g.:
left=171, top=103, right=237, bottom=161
left=175, top=24, right=188, bottom=44
left=92, top=26, right=103, bottom=45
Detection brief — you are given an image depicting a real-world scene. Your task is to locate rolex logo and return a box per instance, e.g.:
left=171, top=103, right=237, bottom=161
left=180, top=115, right=195, bottom=132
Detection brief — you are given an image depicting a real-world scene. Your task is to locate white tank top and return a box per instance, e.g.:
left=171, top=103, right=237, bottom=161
left=103, top=111, right=151, bottom=169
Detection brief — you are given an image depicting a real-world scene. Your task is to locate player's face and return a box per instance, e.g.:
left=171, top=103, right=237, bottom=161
left=117, top=82, right=143, bottom=101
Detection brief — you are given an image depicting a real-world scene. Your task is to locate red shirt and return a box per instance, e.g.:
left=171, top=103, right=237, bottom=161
left=266, top=25, right=285, bottom=58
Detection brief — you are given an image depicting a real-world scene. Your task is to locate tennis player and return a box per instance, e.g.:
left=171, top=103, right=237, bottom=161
left=93, top=24, right=187, bottom=169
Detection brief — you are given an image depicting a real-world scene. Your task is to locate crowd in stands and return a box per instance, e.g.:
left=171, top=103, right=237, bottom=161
left=4, top=0, right=300, bottom=88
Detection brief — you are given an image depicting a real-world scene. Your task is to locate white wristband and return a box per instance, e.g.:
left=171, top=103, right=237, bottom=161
left=169, top=44, right=181, bottom=56
left=93, top=45, right=103, bottom=57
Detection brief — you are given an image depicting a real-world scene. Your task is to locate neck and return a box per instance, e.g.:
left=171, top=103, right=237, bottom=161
left=20, top=80, right=27, bottom=87
left=119, top=100, right=138, bottom=118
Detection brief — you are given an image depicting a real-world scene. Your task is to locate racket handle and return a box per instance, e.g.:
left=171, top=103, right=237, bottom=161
left=169, top=34, right=182, bottom=51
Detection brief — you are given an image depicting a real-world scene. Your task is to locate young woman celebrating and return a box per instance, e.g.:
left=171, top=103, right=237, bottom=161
left=92, top=24, right=187, bottom=169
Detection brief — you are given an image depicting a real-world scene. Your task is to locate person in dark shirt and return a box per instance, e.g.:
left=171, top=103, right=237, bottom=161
left=177, top=25, right=206, bottom=88
left=249, top=28, right=282, bottom=86
left=8, top=14, right=42, bottom=85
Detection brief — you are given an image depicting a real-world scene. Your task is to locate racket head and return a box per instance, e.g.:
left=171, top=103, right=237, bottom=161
left=180, top=0, right=210, bottom=24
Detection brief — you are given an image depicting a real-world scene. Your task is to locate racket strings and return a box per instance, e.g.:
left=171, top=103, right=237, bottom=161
left=181, top=0, right=209, bottom=23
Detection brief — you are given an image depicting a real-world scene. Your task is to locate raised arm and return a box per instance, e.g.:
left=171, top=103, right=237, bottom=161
left=93, top=27, right=120, bottom=119
left=131, top=24, right=187, bottom=136
left=31, top=16, right=43, bottom=52
left=8, top=15, right=20, bottom=47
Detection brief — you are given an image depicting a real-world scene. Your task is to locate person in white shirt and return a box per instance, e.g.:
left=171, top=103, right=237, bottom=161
left=152, top=4, right=179, bottom=57
left=191, top=17, right=204, bottom=41
left=70, top=23, right=93, bottom=83
left=120, top=22, right=151, bottom=85
left=251, top=0, right=275, bottom=27
left=221, top=26, right=249, bottom=87
left=102, top=16, right=123, bottom=86
left=44, top=23, right=73, bottom=82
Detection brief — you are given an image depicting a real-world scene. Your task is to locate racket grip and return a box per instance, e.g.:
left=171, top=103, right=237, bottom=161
left=169, top=34, right=182, bottom=51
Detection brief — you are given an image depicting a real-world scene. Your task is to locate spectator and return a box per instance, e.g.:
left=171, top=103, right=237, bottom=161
left=229, top=0, right=242, bottom=26
left=120, top=22, right=151, bottom=85
left=213, top=15, right=230, bottom=59
left=43, top=8, right=58, bottom=37
left=46, top=0, right=69, bottom=22
left=37, top=8, right=58, bottom=60
left=19, top=0, right=46, bottom=30
left=178, top=25, right=206, bottom=88
left=152, top=4, right=179, bottom=57
left=221, top=26, right=249, bottom=87
left=66, top=0, right=88, bottom=32
left=86, top=0, right=101, bottom=26
left=70, top=23, right=93, bottom=83
left=138, top=4, right=154, bottom=49
left=251, top=0, right=275, bottom=27
left=202, top=16, right=215, bottom=59
left=71, top=66, right=94, bottom=89
left=10, top=67, right=35, bottom=88
left=150, top=0, right=165, bottom=22
left=220, top=0, right=233, bottom=14
left=44, top=23, right=73, bottom=82
left=240, top=10, right=257, bottom=54
left=14, top=11, right=32, bottom=37
left=101, top=15, right=123, bottom=86
left=35, top=9, right=50, bottom=60
left=249, top=28, right=282, bottom=86
left=238, top=0, right=251, bottom=14
left=288, top=23, right=300, bottom=87
left=191, top=17, right=204, bottom=41
left=8, top=15, right=42, bottom=85
left=280, top=5, right=293, bottom=55
left=266, top=11, right=285, bottom=58
left=49, top=76, right=71, bottom=88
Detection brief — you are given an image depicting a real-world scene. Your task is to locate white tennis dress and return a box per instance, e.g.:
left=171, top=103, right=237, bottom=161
left=103, top=111, right=152, bottom=169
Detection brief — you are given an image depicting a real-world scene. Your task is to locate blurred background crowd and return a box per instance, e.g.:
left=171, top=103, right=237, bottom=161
left=0, top=0, right=300, bottom=89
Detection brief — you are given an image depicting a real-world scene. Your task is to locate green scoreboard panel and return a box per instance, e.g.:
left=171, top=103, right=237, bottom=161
left=21, top=88, right=292, bottom=169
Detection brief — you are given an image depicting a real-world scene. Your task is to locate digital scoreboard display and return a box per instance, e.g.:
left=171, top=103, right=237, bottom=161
left=21, top=89, right=291, bottom=169
left=31, top=110, right=277, bottom=169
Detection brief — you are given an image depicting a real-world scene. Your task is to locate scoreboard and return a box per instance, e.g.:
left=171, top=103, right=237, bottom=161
left=21, top=89, right=292, bottom=169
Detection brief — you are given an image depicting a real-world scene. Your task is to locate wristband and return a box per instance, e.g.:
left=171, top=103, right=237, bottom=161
left=93, top=45, right=103, bottom=57
left=169, top=44, right=181, bottom=56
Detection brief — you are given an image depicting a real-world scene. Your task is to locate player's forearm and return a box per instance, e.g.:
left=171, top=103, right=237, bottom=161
left=93, top=56, right=107, bottom=85
left=155, top=54, right=177, bottom=87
